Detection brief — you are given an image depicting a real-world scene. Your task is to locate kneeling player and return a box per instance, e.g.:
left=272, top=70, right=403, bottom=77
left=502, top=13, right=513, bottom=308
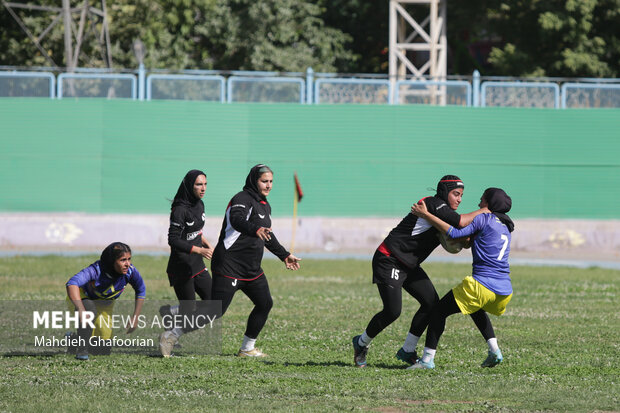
left=66, top=242, right=146, bottom=360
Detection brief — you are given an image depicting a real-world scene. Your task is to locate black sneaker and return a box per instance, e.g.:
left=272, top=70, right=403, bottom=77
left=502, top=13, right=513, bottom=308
left=352, top=335, right=369, bottom=367
left=396, top=347, right=419, bottom=365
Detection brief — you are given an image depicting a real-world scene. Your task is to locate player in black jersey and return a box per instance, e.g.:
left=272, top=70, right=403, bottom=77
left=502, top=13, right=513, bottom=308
left=352, top=175, right=487, bottom=367
left=211, top=164, right=301, bottom=357
left=159, top=169, right=215, bottom=357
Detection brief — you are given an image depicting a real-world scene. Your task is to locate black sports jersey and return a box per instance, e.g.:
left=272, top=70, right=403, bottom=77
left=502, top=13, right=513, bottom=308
left=211, top=190, right=289, bottom=280
left=166, top=201, right=207, bottom=279
left=381, top=196, right=461, bottom=269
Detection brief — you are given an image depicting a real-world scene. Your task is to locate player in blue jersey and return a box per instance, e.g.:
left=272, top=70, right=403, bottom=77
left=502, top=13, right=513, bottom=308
left=408, top=187, right=514, bottom=369
left=66, top=242, right=146, bottom=360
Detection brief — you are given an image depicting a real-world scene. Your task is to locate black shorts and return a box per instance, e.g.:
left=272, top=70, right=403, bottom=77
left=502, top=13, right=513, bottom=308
left=372, top=250, right=420, bottom=288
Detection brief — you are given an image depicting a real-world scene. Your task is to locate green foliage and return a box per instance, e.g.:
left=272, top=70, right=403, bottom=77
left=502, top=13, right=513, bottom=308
left=0, top=0, right=618, bottom=76
left=201, top=0, right=354, bottom=71
left=318, top=0, right=389, bottom=73
left=0, top=0, right=353, bottom=72
left=0, top=256, right=619, bottom=411
left=482, top=0, right=619, bottom=77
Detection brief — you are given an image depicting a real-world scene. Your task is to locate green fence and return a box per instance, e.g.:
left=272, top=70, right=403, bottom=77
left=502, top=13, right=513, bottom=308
left=1, top=99, right=618, bottom=218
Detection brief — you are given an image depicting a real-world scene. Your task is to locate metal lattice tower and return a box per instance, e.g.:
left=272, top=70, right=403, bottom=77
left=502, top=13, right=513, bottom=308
left=389, top=0, right=447, bottom=81
left=2, top=0, right=112, bottom=70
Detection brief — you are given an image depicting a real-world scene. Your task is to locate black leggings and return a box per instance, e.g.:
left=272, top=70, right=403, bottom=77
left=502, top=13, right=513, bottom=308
left=365, top=269, right=439, bottom=338
left=211, top=275, right=273, bottom=339
left=424, top=290, right=495, bottom=349
left=172, top=270, right=212, bottom=333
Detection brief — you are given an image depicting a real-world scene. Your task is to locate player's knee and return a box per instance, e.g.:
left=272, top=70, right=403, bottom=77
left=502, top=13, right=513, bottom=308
left=420, top=294, right=439, bottom=310
left=383, top=306, right=401, bottom=322
left=259, top=297, right=273, bottom=313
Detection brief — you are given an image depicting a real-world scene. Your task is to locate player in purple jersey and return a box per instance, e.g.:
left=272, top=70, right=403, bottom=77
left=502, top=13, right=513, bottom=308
left=408, top=188, right=514, bottom=369
left=66, top=242, right=146, bottom=360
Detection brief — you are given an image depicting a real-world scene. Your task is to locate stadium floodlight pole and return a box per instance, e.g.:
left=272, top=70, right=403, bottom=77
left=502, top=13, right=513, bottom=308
left=389, top=0, right=447, bottom=104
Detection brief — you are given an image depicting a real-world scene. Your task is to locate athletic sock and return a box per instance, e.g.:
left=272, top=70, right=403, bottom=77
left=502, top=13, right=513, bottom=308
left=487, top=337, right=499, bottom=353
left=402, top=333, right=420, bottom=353
left=240, top=335, right=256, bottom=351
left=169, top=305, right=179, bottom=316
left=171, top=327, right=183, bottom=338
left=358, top=331, right=372, bottom=347
left=421, top=347, right=436, bottom=364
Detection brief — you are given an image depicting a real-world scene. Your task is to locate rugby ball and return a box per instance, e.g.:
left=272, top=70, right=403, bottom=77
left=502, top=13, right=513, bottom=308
left=437, top=232, right=462, bottom=254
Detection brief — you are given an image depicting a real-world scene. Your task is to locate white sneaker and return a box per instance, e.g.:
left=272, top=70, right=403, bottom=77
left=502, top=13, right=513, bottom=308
left=237, top=348, right=267, bottom=357
left=159, top=331, right=178, bottom=358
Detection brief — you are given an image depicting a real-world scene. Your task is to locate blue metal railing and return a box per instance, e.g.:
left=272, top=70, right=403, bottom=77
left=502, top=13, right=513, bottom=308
left=561, top=83, right=620, bottom=109
left=314, top=78, right=391, bottom=104
left=1, top=67, right=618, bottom=109
left=394, top=79, right=471, bottom=106
left=146, top=74, right=225, bottom=102
left=0, top=71, right=55, bottom=98
left=227, top=76, right=305, bottom=104
left=481, top=81, right=560, bottom=109
left=57, top=73, right=137, bottom=99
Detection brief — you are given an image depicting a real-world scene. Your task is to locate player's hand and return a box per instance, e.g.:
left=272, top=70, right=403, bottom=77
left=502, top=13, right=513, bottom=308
left=411, top=200, right=429, bottom=217
left=284, top=254, right=301, bottom=270
left=256, top=227, right=272, bottom=241
left=126, top=316, right=138, bottom=334
left=200, top=247, right=213, bottom=260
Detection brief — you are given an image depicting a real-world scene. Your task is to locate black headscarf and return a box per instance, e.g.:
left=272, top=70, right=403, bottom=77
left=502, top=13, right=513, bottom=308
left=436, top=175, right=464, bottom=203
left=172, top=169, right=206, bottom=209
left=243, top=164, right=273, bottom=201
left=99, top=242, right=131, bottom=278
left=483, top=187, right=514, bottom=233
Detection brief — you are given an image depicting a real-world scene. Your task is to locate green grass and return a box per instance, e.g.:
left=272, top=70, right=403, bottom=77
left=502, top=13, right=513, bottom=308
left=0, top=255, right=618, bottom=412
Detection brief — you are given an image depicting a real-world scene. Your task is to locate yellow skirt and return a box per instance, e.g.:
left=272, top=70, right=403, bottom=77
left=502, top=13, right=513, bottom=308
left=66, top=290, right=116, bottom=340
left=452, top=275, right=512, bottom=316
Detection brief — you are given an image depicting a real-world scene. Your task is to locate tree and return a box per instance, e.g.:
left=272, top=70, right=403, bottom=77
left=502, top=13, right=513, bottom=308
left=471, top=0, right=619, bottom=77
left=318, top=0, right=389, bottom=74
left=0, top=0, right=354, bottom=72
left=1, top=0, right=617, bottom=77
left=200, top=0, right=354, bottom=72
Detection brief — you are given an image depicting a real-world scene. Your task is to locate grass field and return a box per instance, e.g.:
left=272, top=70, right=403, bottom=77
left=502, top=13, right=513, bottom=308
left=0, top=255, right=618, bottom=412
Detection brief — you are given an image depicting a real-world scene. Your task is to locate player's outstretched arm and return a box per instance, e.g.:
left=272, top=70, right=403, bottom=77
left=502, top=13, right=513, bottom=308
left=411, top=201, right=450, bottom=233
left=457, top=207, right=490, bottom=227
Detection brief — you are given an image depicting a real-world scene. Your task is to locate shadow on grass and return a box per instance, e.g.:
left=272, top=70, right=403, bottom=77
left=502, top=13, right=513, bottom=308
left=281, top=360, right=409, bottom=370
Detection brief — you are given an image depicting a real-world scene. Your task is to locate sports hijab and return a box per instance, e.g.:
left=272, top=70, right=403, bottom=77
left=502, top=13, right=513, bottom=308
left=483, top=187, right=515, bottom=233
left=243, top=164, right=273, bottom=201
left=100, top=242, right=131, bottom=278
left=172, top=169, right=206, bottom=208
left=436, top=175, right=464, bottom=203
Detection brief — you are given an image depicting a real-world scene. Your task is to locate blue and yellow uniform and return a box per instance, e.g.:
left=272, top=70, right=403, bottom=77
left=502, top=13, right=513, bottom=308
left=446, top=212, right=513, bottom=315
left=66, top=261, right=146, bottom=339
